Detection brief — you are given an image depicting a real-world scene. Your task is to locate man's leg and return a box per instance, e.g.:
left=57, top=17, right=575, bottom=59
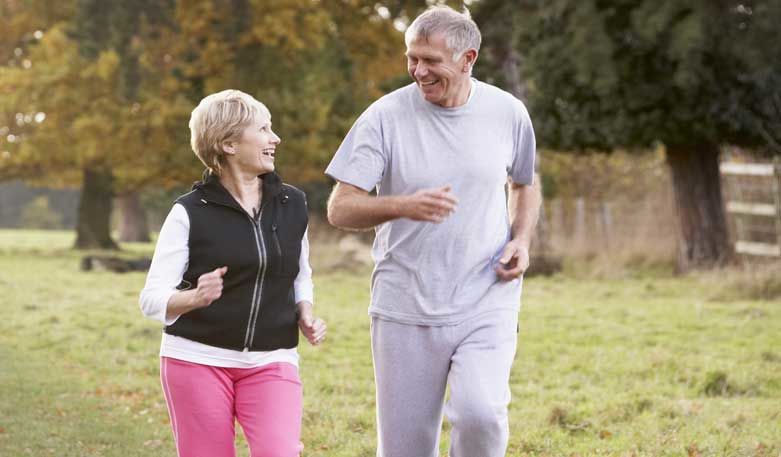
left=371, top=317, right=453, bottom=457
left=445, top=310, right=519, bottom=457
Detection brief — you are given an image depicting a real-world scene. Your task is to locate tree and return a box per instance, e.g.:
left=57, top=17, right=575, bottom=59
left=70, top=0, right=180, bottom=243
left=0, top=1, right=195, bottom=248
left=172, top=0, right=411, bottom=192
left=1, top=0, right=436, bottom=246
left=482, top=0, right=781, bottom=271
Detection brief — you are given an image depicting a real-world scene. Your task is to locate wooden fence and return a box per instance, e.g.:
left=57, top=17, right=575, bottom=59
left=533, top=191, right=677, bottom=260
left=720, top=160, right=781, bottom=257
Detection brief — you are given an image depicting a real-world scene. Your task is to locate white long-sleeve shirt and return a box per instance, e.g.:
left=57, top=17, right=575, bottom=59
left=139, top=203, right=314, bottom=368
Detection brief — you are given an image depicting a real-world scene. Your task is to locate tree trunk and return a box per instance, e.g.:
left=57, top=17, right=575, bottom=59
left=665, top=144, right=730, bottom=271
left=499, top=47, right=526, bottom=101
left=117, top=191, right=150, bottom=242
left=75, top=168, right=118, bottom=250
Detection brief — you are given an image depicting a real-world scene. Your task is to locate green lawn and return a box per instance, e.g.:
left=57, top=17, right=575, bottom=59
left=0, top=229, right=778, bottom=456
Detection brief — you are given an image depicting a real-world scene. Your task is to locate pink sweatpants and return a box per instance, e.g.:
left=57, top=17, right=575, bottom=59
left=160, top=357, right=303, bottom=457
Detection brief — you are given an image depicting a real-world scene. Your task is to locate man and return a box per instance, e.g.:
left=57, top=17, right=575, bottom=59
left=325, top=6, right=541, bottom=457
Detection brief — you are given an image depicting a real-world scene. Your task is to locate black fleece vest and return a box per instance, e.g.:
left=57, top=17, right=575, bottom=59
left=165, top=172, right=308, bottom=351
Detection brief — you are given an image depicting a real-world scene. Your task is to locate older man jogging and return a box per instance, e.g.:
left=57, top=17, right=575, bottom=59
left=326, top=6, right=541, bottom=457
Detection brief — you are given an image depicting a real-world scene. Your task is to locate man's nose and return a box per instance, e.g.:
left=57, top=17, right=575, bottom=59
left=414, top=63, right=428, bottom=79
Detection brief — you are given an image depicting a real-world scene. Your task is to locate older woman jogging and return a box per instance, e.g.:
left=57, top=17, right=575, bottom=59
left=140, top=89, right=326, bottom=457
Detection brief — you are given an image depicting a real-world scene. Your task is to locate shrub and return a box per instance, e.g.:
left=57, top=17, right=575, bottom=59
left=19, top=196, right=64, bottom=229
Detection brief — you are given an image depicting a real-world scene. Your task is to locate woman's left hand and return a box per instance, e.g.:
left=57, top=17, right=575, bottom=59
left=297, top=301, right=327, bottom=346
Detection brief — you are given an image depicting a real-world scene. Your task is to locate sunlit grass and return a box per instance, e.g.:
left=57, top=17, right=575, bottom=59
left=0, top=230, right=779, bottom=456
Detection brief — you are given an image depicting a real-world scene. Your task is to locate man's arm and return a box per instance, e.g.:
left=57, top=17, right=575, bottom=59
left=327, top=181, right=458, bottom=230
left=495, top=173, right=542, bottom=281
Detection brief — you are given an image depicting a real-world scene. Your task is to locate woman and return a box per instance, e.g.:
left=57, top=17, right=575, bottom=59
left=140, top=89, right=326, bottom=457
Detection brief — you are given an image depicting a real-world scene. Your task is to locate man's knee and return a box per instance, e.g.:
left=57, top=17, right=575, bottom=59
left=450, top=399, right=507, bottom=436
left=377, top=419, right=441, bottom=457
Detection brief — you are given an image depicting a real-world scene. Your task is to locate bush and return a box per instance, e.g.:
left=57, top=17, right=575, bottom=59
left=19, top=196, right=64, bottom=229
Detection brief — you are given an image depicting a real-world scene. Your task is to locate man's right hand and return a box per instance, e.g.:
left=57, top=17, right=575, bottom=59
left=400, top=186, right=458, bottom=223
left=193, top=266, right=228, bottom=308
left=327, top=181, right=458, bottom=229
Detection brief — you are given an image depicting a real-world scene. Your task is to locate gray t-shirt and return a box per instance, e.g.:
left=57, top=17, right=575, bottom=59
left=326, top=79, right=536, bottom=325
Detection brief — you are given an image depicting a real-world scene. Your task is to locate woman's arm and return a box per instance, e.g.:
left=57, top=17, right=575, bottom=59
left=294, top=229, right=326, bottom=345
left=139, top=203, right=228, bottom=323
left=139, top=204, right=190, bottom=325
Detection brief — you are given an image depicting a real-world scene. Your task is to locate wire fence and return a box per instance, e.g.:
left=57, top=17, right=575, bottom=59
left=533, top=190, right=677, bottom=261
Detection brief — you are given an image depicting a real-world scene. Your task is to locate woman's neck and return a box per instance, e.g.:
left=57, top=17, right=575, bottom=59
left=219, top=168, right=262, bottom=214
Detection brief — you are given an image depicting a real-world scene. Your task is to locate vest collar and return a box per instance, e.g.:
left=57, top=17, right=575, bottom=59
left=193, top=170, right=284, bottom=210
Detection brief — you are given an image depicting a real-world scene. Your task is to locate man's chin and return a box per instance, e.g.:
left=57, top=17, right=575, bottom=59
left=420, top=91, right=441, bottom=103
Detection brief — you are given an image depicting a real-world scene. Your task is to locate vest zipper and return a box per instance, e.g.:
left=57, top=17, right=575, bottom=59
left=271, top=224, right=282, bottom=259
left=243, top=209, right=267, bottom=350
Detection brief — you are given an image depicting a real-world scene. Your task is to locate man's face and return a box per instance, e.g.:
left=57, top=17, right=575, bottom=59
left=406, top=33, right=472, bottom=107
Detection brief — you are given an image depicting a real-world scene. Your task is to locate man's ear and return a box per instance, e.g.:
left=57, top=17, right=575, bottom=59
left=462, top=49, right=478, bottom=72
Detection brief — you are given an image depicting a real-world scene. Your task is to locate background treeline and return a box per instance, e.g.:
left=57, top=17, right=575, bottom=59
left=1, top=0, right=779, bottom=272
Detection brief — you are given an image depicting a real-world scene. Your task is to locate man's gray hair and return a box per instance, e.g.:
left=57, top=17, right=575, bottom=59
left=405, top=5, right=482, bottom=61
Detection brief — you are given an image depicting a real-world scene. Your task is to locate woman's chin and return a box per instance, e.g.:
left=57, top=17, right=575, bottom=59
left=254, top=162, right=274, bottom=174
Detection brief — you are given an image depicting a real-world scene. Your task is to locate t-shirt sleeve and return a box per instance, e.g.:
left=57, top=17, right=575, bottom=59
left=325, top=106, right=386, bottom=192
left=508, top=101, right=536, bottom=185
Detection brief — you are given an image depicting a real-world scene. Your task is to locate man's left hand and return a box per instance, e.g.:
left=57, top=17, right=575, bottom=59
left=495, top=240, right=530, bottom=281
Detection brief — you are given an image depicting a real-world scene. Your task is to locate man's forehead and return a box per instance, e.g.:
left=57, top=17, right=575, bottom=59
left=406, top=34, right=450, bottom=56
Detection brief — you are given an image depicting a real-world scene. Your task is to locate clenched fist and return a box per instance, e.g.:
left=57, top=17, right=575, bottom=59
left=193, top=266, right=228, bottom=309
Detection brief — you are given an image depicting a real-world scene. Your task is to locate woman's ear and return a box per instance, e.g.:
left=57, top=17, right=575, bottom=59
left=221, top=140, right=236, bottom=155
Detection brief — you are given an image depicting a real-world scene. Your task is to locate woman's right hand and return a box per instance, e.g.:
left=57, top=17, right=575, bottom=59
left=193, top=266, right=228, bottom=308
left=166, top=266, right=228, bottom=321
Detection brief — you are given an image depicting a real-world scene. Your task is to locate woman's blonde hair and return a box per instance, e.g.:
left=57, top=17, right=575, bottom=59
left=189, top=89, right=270, bottom=175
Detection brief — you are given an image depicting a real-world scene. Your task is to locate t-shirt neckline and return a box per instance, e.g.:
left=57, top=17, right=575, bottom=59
left=416, top=78, right=478, bottom=114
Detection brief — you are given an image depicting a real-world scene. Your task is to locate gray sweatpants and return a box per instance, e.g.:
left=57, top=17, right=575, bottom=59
left=371, top=309, right=519, bottom=457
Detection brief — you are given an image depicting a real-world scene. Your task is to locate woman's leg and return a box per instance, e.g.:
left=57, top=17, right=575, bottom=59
left=234, top=362, right=303, bottom=457
left=160, top=357, right=237, bottom=457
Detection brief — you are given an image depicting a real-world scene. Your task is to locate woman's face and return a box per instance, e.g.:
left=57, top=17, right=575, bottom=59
left=229, top=115, right=281, bottom=175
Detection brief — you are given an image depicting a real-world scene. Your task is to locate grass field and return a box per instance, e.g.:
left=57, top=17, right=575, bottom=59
left=0, top=229, right=779, bottom=456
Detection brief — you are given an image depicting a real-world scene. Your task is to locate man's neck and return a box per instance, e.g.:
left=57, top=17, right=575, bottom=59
left=437, top=77, right=473, bottom=108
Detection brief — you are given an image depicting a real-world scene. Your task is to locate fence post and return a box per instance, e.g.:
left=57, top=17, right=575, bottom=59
left=550, top=199, right=563, bottom=245
left=534, top=200, right=550, bottom=257
left=775, top=158, right=781, bottom=252
left=574, top=197, right=586, bottom=249
left=600, top=201, right=612, bottom=250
